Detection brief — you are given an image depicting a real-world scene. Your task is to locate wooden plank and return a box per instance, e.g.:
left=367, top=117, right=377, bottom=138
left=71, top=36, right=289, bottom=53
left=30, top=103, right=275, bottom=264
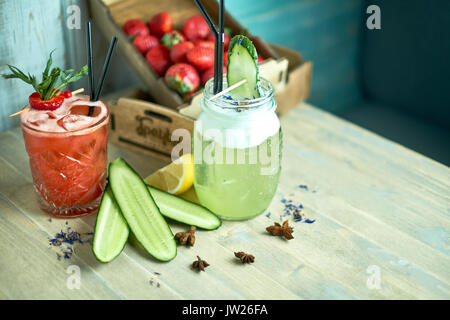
left=279, top=105, right=450, bottom=282
left=0, top=153, right=184, bottom=299
left=0, top=195, right=122, bottom=299
left=0, top=102, right=449, bottom=299
left=0, top=130, right=302, bottom=299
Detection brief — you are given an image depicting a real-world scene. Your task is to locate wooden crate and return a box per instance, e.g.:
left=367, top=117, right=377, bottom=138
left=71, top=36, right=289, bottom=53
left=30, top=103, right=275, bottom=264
left=104, top=88, right=195, bottom=161
left=89, top=0, right=312, bottom=116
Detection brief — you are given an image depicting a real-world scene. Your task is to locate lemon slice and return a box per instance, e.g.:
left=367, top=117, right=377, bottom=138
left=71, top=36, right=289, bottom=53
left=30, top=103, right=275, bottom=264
left=145, top=154, right=194, bottom=195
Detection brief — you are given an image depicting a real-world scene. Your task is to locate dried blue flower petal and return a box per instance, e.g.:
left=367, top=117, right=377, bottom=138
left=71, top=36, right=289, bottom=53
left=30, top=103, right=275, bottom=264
left=49, top=226, right=93, bottom=261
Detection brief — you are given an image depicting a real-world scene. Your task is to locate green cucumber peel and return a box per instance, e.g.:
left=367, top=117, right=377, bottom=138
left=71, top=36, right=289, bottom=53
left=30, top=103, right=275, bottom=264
left=226, top=35, right=262, bottom=99
left=109, top=158, right=177, bottom=262
left=92, top=185, right=129, bottom=263
left=147, top=186, right=222, bottom=230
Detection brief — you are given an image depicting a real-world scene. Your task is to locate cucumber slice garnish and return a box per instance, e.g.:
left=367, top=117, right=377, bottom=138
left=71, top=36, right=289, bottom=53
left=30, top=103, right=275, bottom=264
left=109, top=158, right=177, bottom=262
left=147, top=186, right=221, bottom=230
left=226, top=35, right=262, bottom=99
left=92, top=185, right=129, bottom=263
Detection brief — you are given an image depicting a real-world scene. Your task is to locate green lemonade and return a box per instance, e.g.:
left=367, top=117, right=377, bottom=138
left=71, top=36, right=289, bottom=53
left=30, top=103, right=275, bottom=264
left=194, top=129, right=282, bottom=220
left=194, top=35, right=282, bottom=220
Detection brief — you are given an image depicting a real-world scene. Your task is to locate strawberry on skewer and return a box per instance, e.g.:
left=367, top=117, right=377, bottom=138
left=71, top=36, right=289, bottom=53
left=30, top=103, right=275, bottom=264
left=2, top=51, right=88, bottom=113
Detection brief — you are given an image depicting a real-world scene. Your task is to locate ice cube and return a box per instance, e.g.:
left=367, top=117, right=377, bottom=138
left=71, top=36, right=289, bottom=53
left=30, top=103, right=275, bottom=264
left=57, top=114, right=93, bottom=131
left=46, top=111, right=57, bottom=119
left=27, top=112, right=49, bottom=126
left=70, top=105, right=101, bottom=117
left=69, top=105, right=90, bottom=116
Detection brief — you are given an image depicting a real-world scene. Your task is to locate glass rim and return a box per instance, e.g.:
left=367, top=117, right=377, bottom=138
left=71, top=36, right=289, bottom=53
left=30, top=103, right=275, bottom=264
left=203, top=77, right=275, bottom=110
left=21, top=105, right=110, bottom=135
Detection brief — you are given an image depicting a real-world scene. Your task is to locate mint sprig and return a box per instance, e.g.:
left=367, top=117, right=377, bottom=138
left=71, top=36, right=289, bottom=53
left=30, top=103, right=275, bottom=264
left=2, top=50, right=88, bottom=101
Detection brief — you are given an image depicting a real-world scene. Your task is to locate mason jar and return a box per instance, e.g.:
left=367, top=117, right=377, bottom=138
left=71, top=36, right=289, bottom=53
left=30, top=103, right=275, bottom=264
left=193, top=77, right=282, bottom=220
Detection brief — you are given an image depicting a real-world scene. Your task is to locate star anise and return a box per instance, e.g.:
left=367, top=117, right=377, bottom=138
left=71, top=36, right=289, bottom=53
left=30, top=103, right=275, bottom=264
left=266, top=220, right=294, bottom=240
left=192, top=256, right=209, bottom=272
left=234, top=251, right=255, bottom=264
left=174, top=226, right=196, bottom=246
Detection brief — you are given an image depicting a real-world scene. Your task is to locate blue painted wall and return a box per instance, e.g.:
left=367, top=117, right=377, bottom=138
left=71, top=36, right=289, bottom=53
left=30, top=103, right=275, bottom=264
left=227, top=0, right=365, bottom=113
left=0, top=0, right=67, bottom=131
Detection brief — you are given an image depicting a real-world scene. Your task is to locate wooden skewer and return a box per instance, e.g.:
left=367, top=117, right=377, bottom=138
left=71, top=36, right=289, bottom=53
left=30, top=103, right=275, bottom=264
left=9, top=106, right=29, bottom=118
left=207, top=79, right=247, bottom=101
left=8, top=88, right=85, bottom=117
left=72, top=88, right=85, bottom=95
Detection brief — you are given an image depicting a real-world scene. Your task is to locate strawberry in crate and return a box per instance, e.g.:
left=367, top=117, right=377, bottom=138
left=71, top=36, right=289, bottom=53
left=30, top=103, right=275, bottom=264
left=121, top=12, right=236, bottom=97
left=170, top=41, right=194, bottom=63
left=146, top=44, right=171, bottom=76
left=122, top=18, right=149, bottom=37
left=182, top=15, right=210, bottom=42
left=133, top=34, right=159, bottom=55
left=186, top=46, right=214, bottom=71
left=149, top=12, right=173, bottom=37
left=164, top=63, right=200, bottom=96
left=161, top=30, right=185, bottom=48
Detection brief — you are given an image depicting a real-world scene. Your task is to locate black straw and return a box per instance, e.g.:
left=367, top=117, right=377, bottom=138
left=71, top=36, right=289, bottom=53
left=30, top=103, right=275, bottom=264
left=218, top=0, right=224, bottom=92
left=94, top=36, right=117, bottom=101
left=194, top=0, right=224, bottom=94
left=86, top=21, right=95, bottom=116
left=86, top=21, right=95, bottom=101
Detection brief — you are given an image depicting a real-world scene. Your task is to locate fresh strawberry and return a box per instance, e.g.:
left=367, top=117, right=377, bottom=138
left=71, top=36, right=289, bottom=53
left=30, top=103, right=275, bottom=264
left=164, top=63, right=200, bottom=95
left=194, top=40, right=228, bottom=65
left=182, top=15, right=210, bottom=42
left=186, top=46, right=214, bottom=71
left=146, top=45, right=171, bottom=76
left=170, top=41, right=194, bottom=63
left=133, top=35, right=159, bottom=55
left=3, top=50, right=87, bottom=113
left=201, top=65, right=226, bottom=86
left=123, top=19, right=149, bottom=37
left=149, top=12, right=173, bottom=37
left=206, top=32, right=230, bottom=50
left=194, top=40, right=215, bottom=51
left=29, top=92, right=64, bottom=111
left=63, top=90, right=72, bottom=98
left=161, top=30, right=185, bottom=48
left=258, top=55, right=265, bottom=64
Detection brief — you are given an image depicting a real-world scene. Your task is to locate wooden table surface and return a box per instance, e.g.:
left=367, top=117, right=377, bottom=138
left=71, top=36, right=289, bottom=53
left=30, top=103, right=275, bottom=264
left=0, top=103, right=449, bottom=300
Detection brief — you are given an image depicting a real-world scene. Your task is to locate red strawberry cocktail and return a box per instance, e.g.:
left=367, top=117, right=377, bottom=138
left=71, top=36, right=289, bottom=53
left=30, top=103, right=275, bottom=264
left=2, top=49, right=111, bottom=217
left=21, top=95, right=109, bottom=217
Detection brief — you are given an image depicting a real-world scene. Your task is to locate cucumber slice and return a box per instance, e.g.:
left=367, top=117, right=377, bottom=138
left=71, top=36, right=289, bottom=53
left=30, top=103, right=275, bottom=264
left=226, top=35, right=261, bottom=99
left=147, top=186, right=222, bottom=230
left=92, top=185, right=129, bottom=263
left=109, top=158, right=177, bottom=262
